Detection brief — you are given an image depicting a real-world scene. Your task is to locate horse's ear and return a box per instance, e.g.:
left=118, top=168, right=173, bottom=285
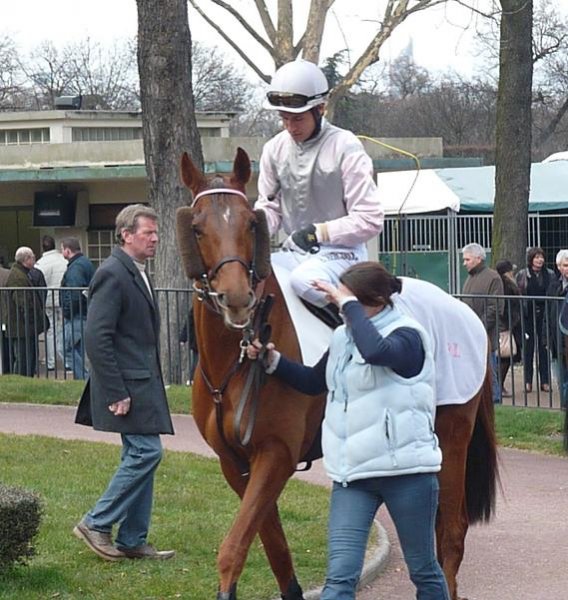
left=231, top=147, right=251, bottom=188
left=180, top=152, right=207, bottom=197
left=253, top=209, right=272, bottom=280
left=176, top=207, right=206, bottom=279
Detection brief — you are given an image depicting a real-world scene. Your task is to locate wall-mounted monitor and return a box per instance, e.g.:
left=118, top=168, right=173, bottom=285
left=33, top=191, right=78, bottom=227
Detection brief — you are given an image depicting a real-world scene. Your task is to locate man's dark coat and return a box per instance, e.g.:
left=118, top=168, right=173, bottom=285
left=75, top=247, right=174, bottom=435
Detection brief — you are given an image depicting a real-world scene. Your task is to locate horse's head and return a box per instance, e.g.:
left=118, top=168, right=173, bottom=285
left=176, top=147, right=271, bottom=330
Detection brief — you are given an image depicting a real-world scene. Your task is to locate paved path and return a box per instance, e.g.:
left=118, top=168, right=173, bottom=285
left=1, top=403, right=568, bottom=600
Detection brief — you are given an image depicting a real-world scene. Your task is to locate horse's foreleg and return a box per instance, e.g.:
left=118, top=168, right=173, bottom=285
left=216, top=442, right=297, bottom=598
left=435, top=402, right=477, bottom=600
left=258, top=504, right=304, bottom=599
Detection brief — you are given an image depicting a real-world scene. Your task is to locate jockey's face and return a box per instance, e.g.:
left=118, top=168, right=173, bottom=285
left=279, top=110, right=317, bottom=143
left=463, top=252, right=482, bottom=273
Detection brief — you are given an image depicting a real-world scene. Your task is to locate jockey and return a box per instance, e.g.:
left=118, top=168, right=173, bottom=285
left=255, top=58, right=384, bottom=327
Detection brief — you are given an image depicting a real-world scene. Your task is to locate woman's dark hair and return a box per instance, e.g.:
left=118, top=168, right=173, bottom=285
left=339, top=261, right=402, bottom=307
left=495, top=259, right=515, bottom=276
left=526, top=247, right=545, bottom=269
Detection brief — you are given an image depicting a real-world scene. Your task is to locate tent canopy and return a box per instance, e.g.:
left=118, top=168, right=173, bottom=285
left=378, top=160, right=568, bottom=215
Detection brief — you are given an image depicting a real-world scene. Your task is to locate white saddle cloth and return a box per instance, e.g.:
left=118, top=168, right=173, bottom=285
left=272, top=265, right=488, bottom=406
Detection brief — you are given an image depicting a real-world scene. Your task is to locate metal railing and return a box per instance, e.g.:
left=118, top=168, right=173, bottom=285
left=1, top=286, right=567, bottom=409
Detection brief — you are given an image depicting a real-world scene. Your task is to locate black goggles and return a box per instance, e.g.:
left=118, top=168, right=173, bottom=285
left=266, top=91, right=327, bottom=109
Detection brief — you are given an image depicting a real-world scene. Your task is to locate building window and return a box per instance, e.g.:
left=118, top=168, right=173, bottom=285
left=72, top=127, right=143, bottom=142
left=0, top=128, right=50, bottom=145
left=198, top=127, right=221, bottom=138
left=87, top=230, right=114, bottom=269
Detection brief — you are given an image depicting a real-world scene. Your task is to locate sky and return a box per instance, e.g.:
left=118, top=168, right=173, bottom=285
left=2, top=0, right=568, bottom=81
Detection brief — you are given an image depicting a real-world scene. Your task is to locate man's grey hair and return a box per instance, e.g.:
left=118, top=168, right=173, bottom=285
left=462, top=243, right=486, bottom=260
left=115, top=204, right=158, bottom=245
left=14, top=246, right=34, bottom=264
left=556, top=249, right=568, bottom=265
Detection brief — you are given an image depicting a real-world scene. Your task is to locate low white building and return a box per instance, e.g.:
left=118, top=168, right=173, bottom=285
left=0, top=108, right=446, bottom=268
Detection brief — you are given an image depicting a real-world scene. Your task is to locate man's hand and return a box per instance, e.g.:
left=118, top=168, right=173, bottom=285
left=283, top=225, right=320, bottom=254
left=109, top=397, right=131, bottom=416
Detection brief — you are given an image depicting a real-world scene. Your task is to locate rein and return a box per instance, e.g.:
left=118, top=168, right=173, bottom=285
left=198, top=293, right=275, bottom=477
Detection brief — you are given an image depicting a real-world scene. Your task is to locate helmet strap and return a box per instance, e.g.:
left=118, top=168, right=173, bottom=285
left=306, top=105, right=324, bottom=141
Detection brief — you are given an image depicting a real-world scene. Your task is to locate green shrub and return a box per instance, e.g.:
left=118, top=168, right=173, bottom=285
left=0, top=484, right=43, bottom=571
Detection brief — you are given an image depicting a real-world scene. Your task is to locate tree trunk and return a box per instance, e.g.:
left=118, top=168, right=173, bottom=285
left=492, top=0, right=533, bottom=269
left=137, top=0, right=203, bottom=382
left=137, top=0, right=203, bottom=288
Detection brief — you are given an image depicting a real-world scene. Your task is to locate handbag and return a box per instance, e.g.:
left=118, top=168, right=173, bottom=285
left=499, top=330, right=516, bottom=358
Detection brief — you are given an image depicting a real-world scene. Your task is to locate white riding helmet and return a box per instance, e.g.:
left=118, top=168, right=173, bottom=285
left=263, top=59, right=329, bottom=114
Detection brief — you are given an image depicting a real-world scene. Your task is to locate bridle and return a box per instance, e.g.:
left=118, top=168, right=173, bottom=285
left=191, top=188, right=262, bottom=323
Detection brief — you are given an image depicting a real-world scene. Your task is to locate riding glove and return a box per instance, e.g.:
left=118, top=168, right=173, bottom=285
left=283, top=224, right=320, bottom=254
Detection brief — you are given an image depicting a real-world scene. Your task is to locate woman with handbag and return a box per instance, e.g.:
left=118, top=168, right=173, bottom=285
left=496, top=260, right=521, bottom=397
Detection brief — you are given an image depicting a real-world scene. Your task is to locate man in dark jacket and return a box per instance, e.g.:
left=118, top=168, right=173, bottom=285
left=73, top=204, right=174, bottom=562
left=3, top=247, right=48, bottom=376
left=462, top=242, right=504, bottom=402
left=60, top=238, right=95, bottom=379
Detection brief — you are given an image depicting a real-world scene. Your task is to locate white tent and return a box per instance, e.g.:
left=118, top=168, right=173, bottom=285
left=377, top=169, right=460, bottom=215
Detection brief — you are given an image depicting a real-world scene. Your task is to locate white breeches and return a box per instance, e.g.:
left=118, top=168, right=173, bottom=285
left=271, top=244, right=367, bottom=307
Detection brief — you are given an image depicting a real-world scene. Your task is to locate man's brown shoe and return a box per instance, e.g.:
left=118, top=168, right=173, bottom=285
left=73, top=521, right=125, bottom=562
left=119, top=543, right=175, bottom=560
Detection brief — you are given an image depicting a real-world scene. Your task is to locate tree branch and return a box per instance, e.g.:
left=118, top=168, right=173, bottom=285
left=188, top=0, right=272, bottom=82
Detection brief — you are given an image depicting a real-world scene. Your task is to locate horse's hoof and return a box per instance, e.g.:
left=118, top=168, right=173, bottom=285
left=217, top=583, right=237, bottom=600
left=281, top=575, right=304, bottom=600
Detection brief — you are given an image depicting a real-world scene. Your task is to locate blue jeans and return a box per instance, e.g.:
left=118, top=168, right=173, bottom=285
left=322, top=474, right=449, bottom=600
left=84, top=434, right=163, bottom=549
left=64, top=316, right=87, bottom=379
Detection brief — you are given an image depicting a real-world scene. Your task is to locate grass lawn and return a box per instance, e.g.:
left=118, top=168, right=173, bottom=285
left=0, top=435, right=329, bottom=600
left=0, top=375, right=191, bottom=415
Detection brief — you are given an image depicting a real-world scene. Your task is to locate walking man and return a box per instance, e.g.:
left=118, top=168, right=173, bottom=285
left=73, top=204, right=175, bottom=561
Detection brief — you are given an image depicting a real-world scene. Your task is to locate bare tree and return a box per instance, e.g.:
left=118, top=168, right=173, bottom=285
left=188, top=0, right=448, bottom=120
left=192, top=41, right=254, bottom=111
left=20, top=41, right=74, bottom=109
left=137, top=0, right=203, bottom=286
left=63, top=38, right=140, bottom=109
left=0, top=35, right=22, bottom=109
left=492, top=0, right=534, bottom=269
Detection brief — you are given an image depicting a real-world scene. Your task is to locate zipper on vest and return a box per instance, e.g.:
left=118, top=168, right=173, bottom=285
left=385, top=410, right=398, bottom=467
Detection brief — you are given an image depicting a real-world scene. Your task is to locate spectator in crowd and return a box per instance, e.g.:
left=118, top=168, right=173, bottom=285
left=461, top=243, right=504, bottom=403
left=73, top=204, right=174, bottom=562
left=247, top=262, right=449, bottom=600
left=36, top=235, right=68, bottom=371
left=495, top=259, right=521, bottom=398
left=60, top=238, right=96, bottom=379
left=516, top=247, right=554, bottom=393
left=0, top=258, right=11, bottom=374
left=3, top=247, right=48, bottom=376
left=547, top=249, right=568, bottom=406
left=255, top=58, right=383, bottom=327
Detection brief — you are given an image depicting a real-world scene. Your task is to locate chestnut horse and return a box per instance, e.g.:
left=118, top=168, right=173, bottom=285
left=176, top=148, right=498, bottom=600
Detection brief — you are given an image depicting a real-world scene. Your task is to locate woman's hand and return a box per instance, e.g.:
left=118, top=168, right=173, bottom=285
left=247, top=339, right=276, bottom=363
left=312, top=280, right=354, bottom=306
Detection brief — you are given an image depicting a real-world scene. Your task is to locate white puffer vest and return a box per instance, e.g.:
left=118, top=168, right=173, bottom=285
left=323, top=305, right=441, bottom=484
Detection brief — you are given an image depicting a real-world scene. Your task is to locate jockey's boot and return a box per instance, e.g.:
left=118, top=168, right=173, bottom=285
left=300, top=299, right=343, bottom=329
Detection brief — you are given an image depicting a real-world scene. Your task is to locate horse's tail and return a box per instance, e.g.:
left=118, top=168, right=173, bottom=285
left=465, top=368, right=500, bottom=524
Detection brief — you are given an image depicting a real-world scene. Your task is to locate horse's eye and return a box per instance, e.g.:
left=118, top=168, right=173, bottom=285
left=192, top=225, right=203, bottom=239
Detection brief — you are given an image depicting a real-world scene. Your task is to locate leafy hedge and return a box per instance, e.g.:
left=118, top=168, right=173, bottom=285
left=0, top=484, right=43, bottom=571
